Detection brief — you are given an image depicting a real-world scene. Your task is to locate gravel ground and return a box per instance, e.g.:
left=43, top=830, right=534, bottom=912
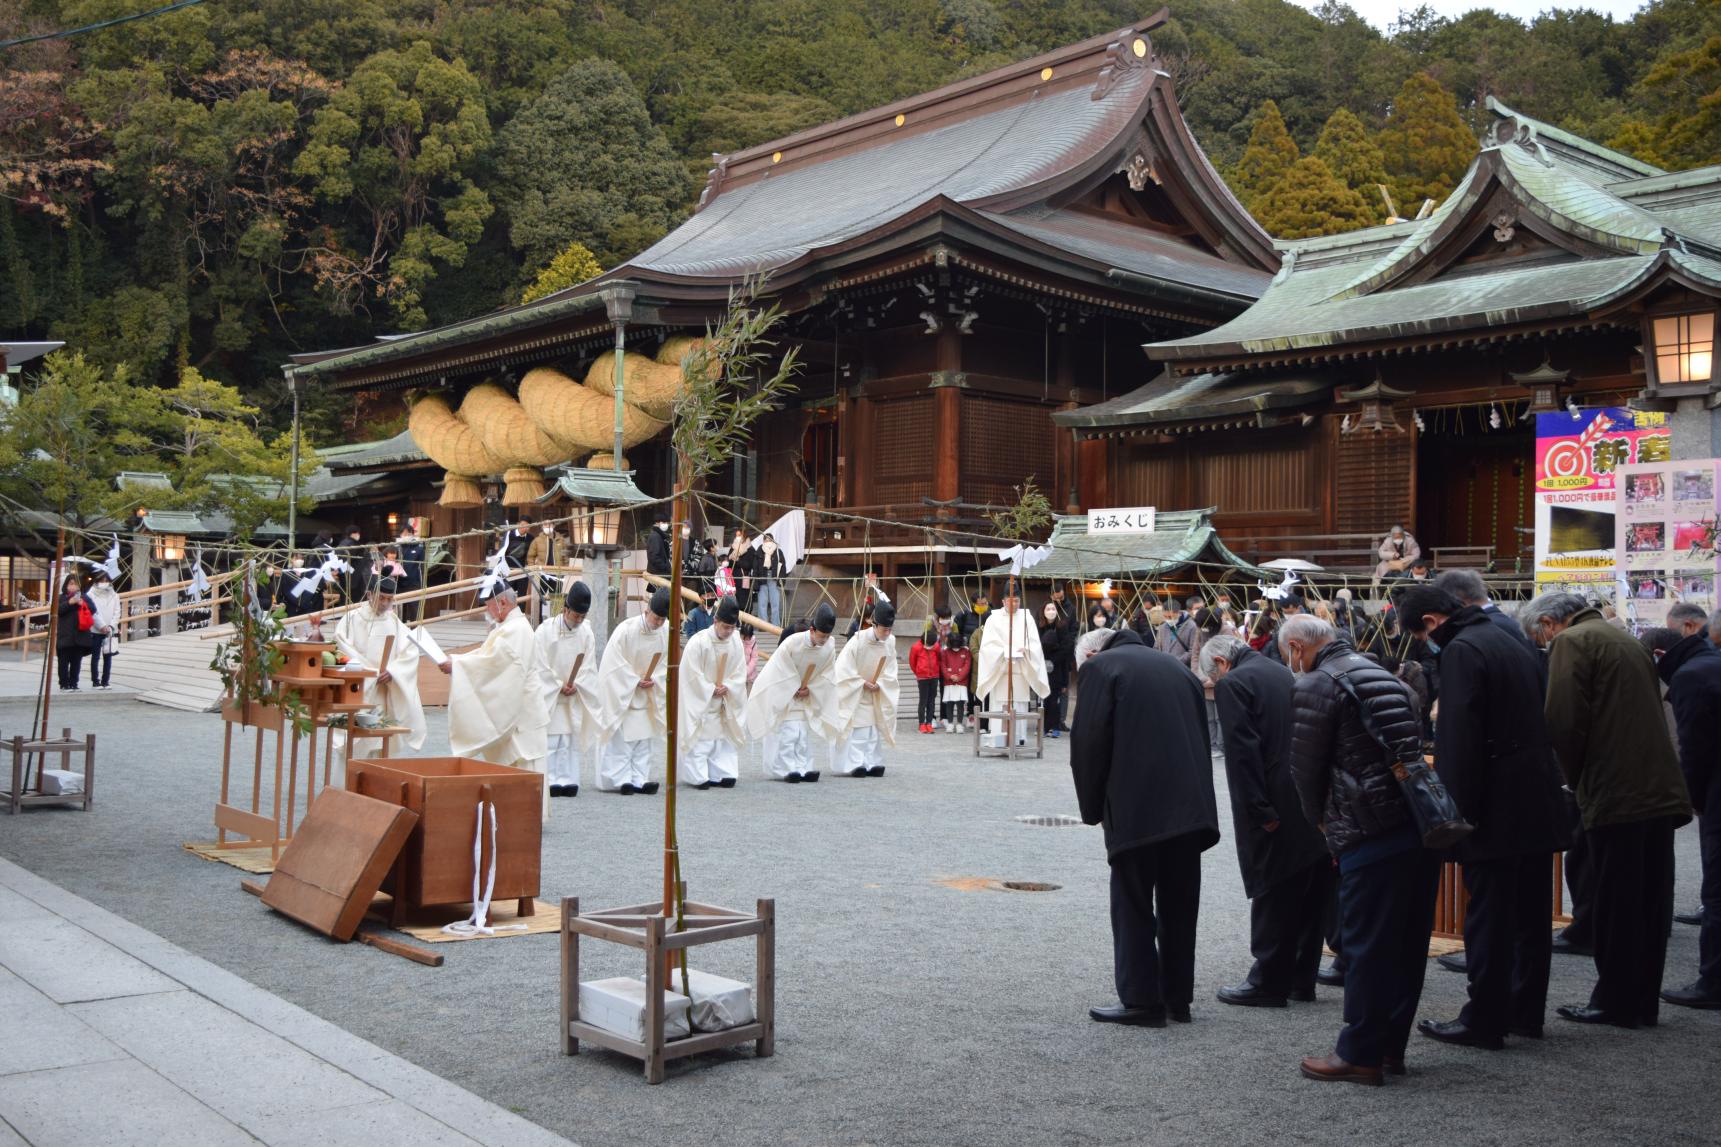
left=1, top=695, right=1716, bottom=1146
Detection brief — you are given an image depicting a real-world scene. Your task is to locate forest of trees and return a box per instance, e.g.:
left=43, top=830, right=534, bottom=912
left=1, top=0, right=1717, bottom=446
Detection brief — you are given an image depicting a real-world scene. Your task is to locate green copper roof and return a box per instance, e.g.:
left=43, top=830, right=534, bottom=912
left=980, top=509, right=1269, bottom=580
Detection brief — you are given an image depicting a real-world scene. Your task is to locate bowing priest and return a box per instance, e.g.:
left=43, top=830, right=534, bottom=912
left=678, top=595, right=750, bottom=790
left=332, top=576, right=427, bottom=758
left=592, top=586, right=671, bottom=794
left=832, top=599, right=898, bottom=777
left=439, top=587, right=552, bottom=817
left=976, top=589, right=1049, bottom=744
left=533, top=577, right=601, bottom=798
left=746, top=602, right=839, bottom=783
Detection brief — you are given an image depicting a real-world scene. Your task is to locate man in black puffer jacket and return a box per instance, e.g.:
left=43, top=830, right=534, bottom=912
left=1282, top=615, right=1439, bottom=1087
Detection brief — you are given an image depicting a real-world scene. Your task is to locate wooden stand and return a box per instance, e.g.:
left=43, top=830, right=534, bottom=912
left=972, top=708, right=1044, bottom=760
left=1432, top=853, right=1575, bottom=943
left=560, top=897, right=775, bottom=1084
left=2, top=729, right=96, bottom=815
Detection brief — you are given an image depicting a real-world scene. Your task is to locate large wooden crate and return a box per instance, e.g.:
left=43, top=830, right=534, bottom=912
left=346, top=756, right=542, bottom=924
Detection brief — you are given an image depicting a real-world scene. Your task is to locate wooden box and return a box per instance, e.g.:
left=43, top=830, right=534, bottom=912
left=346, top=756, right=543, bottom=921
left=273, top=641, right=335, bottom=680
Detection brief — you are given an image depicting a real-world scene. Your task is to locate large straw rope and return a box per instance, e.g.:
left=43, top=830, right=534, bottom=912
left=458, top=382, right=567, bottom=467
left=581, top=351, right=683, bottom=420
left=408, top=393, right=505, bottom=475
left=517, top=366, right=665, bottom=451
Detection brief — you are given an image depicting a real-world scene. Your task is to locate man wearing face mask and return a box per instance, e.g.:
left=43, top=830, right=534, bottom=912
left=440, top=586, right=552, bottom=817
left=334, top=576, right=428, bottom=759
left=833, top=600, right=898, bottom=777
left=534, top=578, right=600, bottom=798
left=748, top=603, right=839, bottom=783
left=678, top=595, right=750, bottom=790
left=591, top=587, right=672, bottom=794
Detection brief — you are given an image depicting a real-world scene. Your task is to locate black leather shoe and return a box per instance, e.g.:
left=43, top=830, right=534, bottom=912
left=866, top=765, right=886, bottom=777
left=1289, top=987, right=1317, bottom=1003
left=1675, top=908, right=1704, bottom=927
left=717, top=777, right=737, bottom=788
left=1417, top=1018, right=1504, bottom=1050
left=1169, top=1004, right=1192, bottom=1024
left=1556, top=1005, right=1638, bottom=1028
left=1510, top=1023, right=1544, bottom=1039
left=618, top=783, right=638, bottom=795
left=1089, top=1003, right=1166, bottom=1027
left=1437, top=952, right=1468, bottom=974
left=1551, top=931, right=1593, bottom=957
left=1315, top=962, right=1345, bottom=987
left=803, top=771, right=820, bottom=782
left=1661, top=983, right=1721, bottom=1009
left=848, top=768, right=867, bottom=778
left=785, top=772, right=803, bottom=784
left=640, top=781, right=660, bottom=795
left=1217, top=983, right=1287, bottom=1008
left=694, top=781, right=714, bottom=790
left=568, top=784, right=578, bottom=797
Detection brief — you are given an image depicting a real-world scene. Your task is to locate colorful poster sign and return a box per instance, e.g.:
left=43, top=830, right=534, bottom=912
left=1615, top=458, right=1720, bottom=629
left=1534, top=407, right=1671, bottom=589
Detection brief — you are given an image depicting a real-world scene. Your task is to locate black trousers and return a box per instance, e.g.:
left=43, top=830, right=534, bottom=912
left=941, top=695, right=969, bottom=724
left=89, top=650, right=113, bottom=688
left=1700, top=785, right=1721, bottom=992
left=56, top=648, right=81, bottom=689
left=1335, top=847, right=1441, bottom=1067
left=916, top=678, right=940, bottom=725
left=1588, top=816, right=1677, bottom=1022
left=1110, top=834, right=1203, bottom=1009
left=1457, top=853, right=1554, bottom=1037
left=1247, top=859, right=1334, bottom=996
left=1044, top=686, right=1067, bottom=732
left=1561, top=818, right=1596, bottom=945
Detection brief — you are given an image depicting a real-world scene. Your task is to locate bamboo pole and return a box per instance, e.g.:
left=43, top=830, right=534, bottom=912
left=40, top=527, right=64, bottom=743
left=663, top=479, right=686, bottom=977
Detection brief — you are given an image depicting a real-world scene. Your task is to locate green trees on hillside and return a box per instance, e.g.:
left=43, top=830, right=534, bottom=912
left=1378, top=71, right=1478, bottom=212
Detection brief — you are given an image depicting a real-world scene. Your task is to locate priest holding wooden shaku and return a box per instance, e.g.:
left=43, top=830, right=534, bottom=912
left=677, top=595, right=750, bottom=789
left=533, top=577, right=601, bottom=798
left=591, top=585, right=672, bottom=794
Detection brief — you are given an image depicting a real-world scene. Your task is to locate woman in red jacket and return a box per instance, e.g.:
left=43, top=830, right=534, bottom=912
left=909, top=623, right=943, bottom=734
left=939, top=630, right=973, bottom=733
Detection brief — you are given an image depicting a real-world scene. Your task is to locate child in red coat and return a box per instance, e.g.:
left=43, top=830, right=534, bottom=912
left=909, top=625, right=943, bottom=734
left=939, top=631, right=973, bottom=733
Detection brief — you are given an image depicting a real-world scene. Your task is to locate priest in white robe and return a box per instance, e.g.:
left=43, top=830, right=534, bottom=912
left=440, top=587, right=551, bottom=817
left=976, top=591, right=1049, bottom=745
left=678, top=595, right=750, bottom=789
left=533, top=578, right=600, bottom=799
left=746, top=602, right=838, bottom=783
left=332, top=576, right=426, bottom=760
left=832, top=599, right=898, bottom=777
left=591, top=586, right=670, bottom=794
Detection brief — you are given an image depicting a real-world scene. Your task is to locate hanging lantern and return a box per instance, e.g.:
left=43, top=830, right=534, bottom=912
left=1334, top=376, right=1412, bottom=434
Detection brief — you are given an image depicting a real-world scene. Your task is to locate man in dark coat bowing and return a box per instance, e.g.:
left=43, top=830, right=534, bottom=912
left=1070, top=626, right=1220, bottom=1028
left=1199, top=634, right=1333, bottom=1008
left=1398, top=585, right=1571, bottom=1048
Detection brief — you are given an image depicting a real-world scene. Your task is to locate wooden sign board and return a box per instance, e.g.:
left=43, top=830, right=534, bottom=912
left=260, top=787, right=418, bottom=941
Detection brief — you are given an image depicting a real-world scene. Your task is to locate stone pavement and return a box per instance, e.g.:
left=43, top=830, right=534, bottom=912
left=0, top=857, right=573, bottom=1147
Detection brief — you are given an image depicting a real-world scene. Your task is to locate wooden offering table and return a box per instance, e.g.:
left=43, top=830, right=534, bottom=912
left=2, top=728, right=96, bottom=815
left=346, top=756, right=543, bottom=927
left=972, top=708, right=1044, bottom=760
left=561, top=897, right=775, bottom=1084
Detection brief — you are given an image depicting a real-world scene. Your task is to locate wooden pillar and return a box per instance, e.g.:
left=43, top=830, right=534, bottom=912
left=847, top=394, right=875, bottom=507
left=932, top=325, right=962, bottom=506
left=1077, top=437, right=1109, bottom=511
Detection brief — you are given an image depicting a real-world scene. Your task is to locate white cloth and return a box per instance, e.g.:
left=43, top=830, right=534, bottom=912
left=546, top=734, right=582, bottom=788
left=841, top=726, right=883, bottom=774
left=532, top=612, right=600, bottom=741
left=87, top=583, right=121, bottom=656
left=745, top=631, right=838, bottom=745
left=600, top=732, right=656, bottom=791
left=591, top=613, right=668, bottom=749
left=975, top=606, right=1048, bottom=709
left=832, top=629, right=898, bottom=747
left=678, top=627, right=749, bottom=750
left=750, top=508, right=806, bottom=571
left=333, top=604, right=427, bottom=752
left=448, top=610, right=550, bottom=815
left=681, top=738, right=739, bottom=785
left=763, top=718, right=815, bottom=779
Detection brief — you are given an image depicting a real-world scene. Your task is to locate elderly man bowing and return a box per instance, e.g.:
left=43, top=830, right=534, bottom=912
left=1200, top=633, right=1331, bottom=1009
left=1071, top=625, right=1219, bottom=1028
left=977, top=589, right=1048, bottom=744
left=333, top=575, right=427, bottom=757
left=747, top=604, right=839, bottom=784
left=533, top=578, right=600, bottom=799
left=592, top=587, right=671, bottom=795
left=440, top=586, right=551, bottom=816
left=679, top=595, right=750, bottom=790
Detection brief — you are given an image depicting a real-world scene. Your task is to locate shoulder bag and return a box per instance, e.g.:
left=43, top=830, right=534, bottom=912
left=1328, top=667, right=1474, bottom=850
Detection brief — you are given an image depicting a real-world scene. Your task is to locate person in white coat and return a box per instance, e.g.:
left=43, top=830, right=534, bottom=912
left=832, top=599, right=898, bottom=777
left=440, top=587, right=551, bottom=816
left=533, top=578, right=600, bottom=798
left=85, top=569, right=122, bottom=689
left=333, top=576, right=427, bottom=758
left=591, top=586, right=671, bottom=794
left=746, top=603, right=839, bottom=783
left=976, top=591, right=1049, bottom=745
left=678, top=595, right=749, bottom=789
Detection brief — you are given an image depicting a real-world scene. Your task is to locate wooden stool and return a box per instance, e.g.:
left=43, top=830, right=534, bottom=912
left=2, top=729, right=95, bottom=814
left=972, top=708, right=1044, bottom=760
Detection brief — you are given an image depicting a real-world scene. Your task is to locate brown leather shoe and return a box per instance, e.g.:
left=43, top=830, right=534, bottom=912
left=1300, top=1054, right=1384, bottom=1086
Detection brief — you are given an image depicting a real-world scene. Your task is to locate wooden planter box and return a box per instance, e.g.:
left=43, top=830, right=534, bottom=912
left=346, top=756, right=543, bottom=925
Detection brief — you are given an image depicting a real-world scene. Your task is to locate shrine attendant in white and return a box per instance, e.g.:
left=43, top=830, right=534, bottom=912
left=440, top=587, right=551, bottom=816
left=832, top=600, right=898, bottom=777
left=533, top=578, right=600, bottom=798
left=678, top=595, right=749, bottom=789
left=591, top=586, right=670, bottom=794
left=745, top=603, right=839, bottom=782
left=976, top=592, right=1048, bottom=743
left=332, top=576, right=426, bottom=758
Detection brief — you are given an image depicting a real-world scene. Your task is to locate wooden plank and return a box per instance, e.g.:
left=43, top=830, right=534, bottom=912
left=561, top=898, right=579, bottom=1056
left=214, top=803, right=277, bottom=842
left=566, top=1020, right=648, bottom=1060
left=356, top=929, right=444, bottom=967
left=662, top=918, right=766, bottom=950
left=661, top=1023, right=767, bottom=1061
left=260, top=788, right=418, bottom=942
left=567, top=916, right=649, bottom=949
left=756, top=898, right=775, bottom=1058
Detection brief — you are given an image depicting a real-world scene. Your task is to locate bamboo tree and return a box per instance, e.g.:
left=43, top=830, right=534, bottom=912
left=661, top=279, right=801, bottom=981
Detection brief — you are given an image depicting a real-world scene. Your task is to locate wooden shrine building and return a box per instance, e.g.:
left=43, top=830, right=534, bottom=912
left=288, top=12, right=1277, bottom=587
left=1062, top=100, right=1721, bottom=579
